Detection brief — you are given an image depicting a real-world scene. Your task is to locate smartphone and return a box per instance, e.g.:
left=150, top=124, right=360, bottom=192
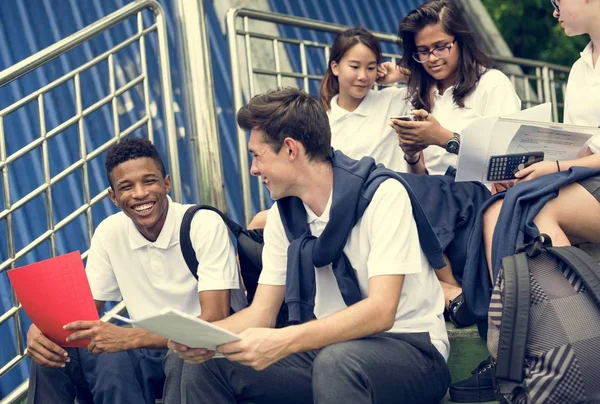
left=487, top=151, right=544, bottom=182
left=390, top=115, right=414, bottom=121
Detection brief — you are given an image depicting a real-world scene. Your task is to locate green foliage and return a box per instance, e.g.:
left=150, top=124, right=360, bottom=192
left=481, top=0, right=589, bottom=67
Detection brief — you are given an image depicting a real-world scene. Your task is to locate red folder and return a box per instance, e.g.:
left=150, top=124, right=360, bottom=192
left=8, top=251, right=99, bottom=348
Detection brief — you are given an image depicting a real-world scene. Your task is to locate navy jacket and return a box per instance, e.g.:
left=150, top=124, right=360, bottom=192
left=398, top=171, right=490, bottom=283
left=278, top=151, right=446, bottom=324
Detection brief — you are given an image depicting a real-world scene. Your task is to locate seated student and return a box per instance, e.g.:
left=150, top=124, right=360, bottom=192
left=25, top=138, right=246, bottom=404
left=321, top=27, right=410, bottom=173
left=481, top=0, right=600, bottom=286
left=322, top=26, right=490, bottom=322
left=250, top=28, right=491, bottom=321
left=380, top=0, right=521, bottom=176
left=454, top=3, right=600, bottom=400
left=166, top=88, right=451, bottom=404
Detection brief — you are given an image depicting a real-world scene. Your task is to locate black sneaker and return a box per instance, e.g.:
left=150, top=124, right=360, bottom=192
left=449, top=356, right=497, bottom=402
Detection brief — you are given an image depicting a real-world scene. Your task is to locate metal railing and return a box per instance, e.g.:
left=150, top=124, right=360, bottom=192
left=0, top=1, right=179, bottom=401
left=225, top=7, right=570, bottom=224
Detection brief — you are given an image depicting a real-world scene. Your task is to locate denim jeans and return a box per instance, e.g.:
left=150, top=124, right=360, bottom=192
left=27, top=347, right=166, bottom=404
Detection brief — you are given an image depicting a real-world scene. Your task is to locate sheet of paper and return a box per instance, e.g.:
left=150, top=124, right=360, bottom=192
left=7, top=251, right=99, bottom=348
left=455, top=115, right=498, bottom=182
left=456, top=103, right=600, bottom=182
left=506, top=124, right=595, bottom=159
left=112, top=308, right=240, bottom=355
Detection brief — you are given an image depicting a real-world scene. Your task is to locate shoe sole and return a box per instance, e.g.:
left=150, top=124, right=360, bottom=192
left=449, top=386, right=496, bottom=403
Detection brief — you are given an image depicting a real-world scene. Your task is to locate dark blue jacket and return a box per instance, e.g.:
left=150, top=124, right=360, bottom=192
left=399, top=171, right=490, bottom=283
left=462, top=166, right=600, bottom=320
left=278, top=151, right=446, bottom=324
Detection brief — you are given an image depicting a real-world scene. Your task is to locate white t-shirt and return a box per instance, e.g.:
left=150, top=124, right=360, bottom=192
left=563, top=42, right=600, bottom=153
left=425, top=69, right=521, bottom=175
left=86, top=197, right=247, bottom=320
left=328, top=87, right=410, bottom=172
left=259, top=179, right=449, bottom=360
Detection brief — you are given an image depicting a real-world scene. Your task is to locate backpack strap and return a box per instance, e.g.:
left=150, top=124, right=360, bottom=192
left=547, top=246, right=600, bottom=307
left=180, top=205, right=244, bottom=279
left=496, top=251, right=531, bottom=385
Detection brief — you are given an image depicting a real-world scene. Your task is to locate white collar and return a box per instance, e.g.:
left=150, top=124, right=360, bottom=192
left=128, top=195, right=176, bottom=250
left=580, top=42, right=595, bottom=69
left=328, top=91, right=374, bottom=122
left=303, top=189, right=333, bottom=225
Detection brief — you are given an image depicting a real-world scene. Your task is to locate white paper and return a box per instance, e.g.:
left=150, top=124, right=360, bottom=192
left=506, top=125, right=595, bottom=159
left=112, top=308, right=239, bottom=355
left=455, top=115, right=498, bottom=182
left=456, top=103, right=600, bottom=182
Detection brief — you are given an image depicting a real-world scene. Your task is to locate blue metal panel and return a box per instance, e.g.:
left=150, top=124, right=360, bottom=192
left=268, top=0, right=427, bottom=55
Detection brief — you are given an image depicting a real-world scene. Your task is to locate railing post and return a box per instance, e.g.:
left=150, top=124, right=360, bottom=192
left=227, top=9, right=253, bottom=225
left=541, top=65, right=556, bottom=120
left=173, top=0, right=227, bottom=209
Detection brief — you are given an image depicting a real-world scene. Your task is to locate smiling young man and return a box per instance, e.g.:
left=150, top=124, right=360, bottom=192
left=25, top=138, right=246, bottom=404
left=168, top=88, right=451, bottom=404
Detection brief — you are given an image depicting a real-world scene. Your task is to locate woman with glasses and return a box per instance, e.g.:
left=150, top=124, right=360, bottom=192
left=380, top=0, right=521, bottom=176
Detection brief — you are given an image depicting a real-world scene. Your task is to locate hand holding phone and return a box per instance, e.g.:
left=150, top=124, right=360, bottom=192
left=390, top=115, right=414, bottom=121
left=487, top=151, right=544, bottom=182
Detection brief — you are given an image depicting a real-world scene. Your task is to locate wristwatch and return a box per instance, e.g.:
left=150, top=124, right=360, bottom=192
left=445, top=132, right=461, bottom=155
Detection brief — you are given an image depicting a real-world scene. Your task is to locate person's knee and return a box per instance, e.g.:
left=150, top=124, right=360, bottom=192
left=482, top=200, right=503, bottom=233
left=163, top=350, right=183, bottom=377
left=312, top=343, right=364, bottom=389
left=181, top=361, right=213, bottom=390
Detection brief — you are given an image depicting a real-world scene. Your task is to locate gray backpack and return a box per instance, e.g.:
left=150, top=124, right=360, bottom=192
left=487, top=235, right=600, bottom=404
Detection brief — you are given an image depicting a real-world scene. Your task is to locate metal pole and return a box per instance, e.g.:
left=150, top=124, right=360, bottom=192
left=152, top=2, right=183, bottom=202
left=227, top=9, right=252, bottom=224
left=173, top=0, right=227, bottom=210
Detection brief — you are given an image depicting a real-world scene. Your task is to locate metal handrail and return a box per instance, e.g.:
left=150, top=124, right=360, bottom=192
left=0, top=0, right=179, bottom=393
left=226, top=7, right=570, bottom=224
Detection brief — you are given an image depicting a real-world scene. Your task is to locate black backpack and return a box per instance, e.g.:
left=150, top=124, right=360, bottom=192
left=179, top=205, right=287, bottom=326
left=488, top=235, right=600, bottom=403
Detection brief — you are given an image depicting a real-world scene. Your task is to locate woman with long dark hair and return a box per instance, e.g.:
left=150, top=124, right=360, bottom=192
left=319, top=27, right=411, bottom=172
left=381, top=0, right=521, bottom=176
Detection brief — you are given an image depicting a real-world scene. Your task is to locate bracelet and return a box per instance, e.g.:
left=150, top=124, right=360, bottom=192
left=556, top=160, right=560, bottom=172
left=404, top=152, right=421, bottom=166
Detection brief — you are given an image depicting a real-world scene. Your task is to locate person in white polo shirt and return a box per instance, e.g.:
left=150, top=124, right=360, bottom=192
left=382, top=0, right=521, bottom=176
left=25, top=138, right=245, bottom=404
left=169, top=88, right=450, bottom=404
left=321, top=27, right=410, bottom=173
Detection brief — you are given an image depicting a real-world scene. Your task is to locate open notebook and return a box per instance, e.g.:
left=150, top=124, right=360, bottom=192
left=113, top=308, right=240, bottom=356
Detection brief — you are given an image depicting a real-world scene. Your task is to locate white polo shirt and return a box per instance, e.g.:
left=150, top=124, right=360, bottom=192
left=425, top=69, right=521, bottom=175
left=259, top=179, right=449, bottom=360
left=563, top=42, right=600, bottom=152
left=86, top=197, right=246, bottom=320
left=328, top=87, right=410, bottom=172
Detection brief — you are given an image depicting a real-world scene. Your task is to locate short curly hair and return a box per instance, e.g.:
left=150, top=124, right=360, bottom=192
left=104, top=137, right=166, bottom=187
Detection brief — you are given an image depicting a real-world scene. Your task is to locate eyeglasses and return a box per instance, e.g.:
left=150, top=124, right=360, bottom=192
left=551, top=0, right=559, bottom=13
left=412, top=39, right=456, bottom=63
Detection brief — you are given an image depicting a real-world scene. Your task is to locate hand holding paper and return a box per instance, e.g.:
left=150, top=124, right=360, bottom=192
left=64, top=320, right=132, bottom=354
left=8, top=251, right=99, bottom=349
left=112, top=308, right=240, bottom=357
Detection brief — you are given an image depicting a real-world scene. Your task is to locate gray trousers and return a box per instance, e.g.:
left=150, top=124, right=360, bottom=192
left=171, top=332, right=450, bottom=404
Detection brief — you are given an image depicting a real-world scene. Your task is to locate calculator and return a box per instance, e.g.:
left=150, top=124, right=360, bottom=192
left=486, top=151, right=544, bottom=182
